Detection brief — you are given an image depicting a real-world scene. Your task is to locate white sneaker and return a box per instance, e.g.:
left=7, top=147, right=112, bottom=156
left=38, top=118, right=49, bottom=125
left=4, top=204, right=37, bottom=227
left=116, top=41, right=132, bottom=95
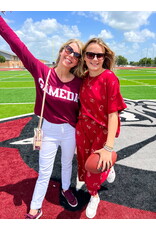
left=86, top=195, right=100, bottom=218
left=107, top=166, right=116, bottom=183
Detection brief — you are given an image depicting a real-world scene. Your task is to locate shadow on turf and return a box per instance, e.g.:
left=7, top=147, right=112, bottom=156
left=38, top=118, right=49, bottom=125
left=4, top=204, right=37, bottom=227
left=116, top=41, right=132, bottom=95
left=0, top=176, right=92, bottom=219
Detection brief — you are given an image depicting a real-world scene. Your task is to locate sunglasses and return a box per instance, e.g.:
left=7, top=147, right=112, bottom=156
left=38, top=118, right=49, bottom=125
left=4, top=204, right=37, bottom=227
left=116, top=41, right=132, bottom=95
left=85, top=52, right=105, bottom=60
left=64, top=45, right=81, bottom=60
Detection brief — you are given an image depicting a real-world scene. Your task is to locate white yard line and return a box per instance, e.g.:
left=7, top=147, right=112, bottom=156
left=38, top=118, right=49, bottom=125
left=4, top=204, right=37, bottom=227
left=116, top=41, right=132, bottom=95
left=0, top=73, right=31, bottom=80
left=0, top=113, right=34, bottom=122
left=119, top=76, right=156, bottom=87
left=121, top=77, right=149, bottom=85
left=123, top=98, right=156, bottom=101
left=0, top=76, right=15, bottom=81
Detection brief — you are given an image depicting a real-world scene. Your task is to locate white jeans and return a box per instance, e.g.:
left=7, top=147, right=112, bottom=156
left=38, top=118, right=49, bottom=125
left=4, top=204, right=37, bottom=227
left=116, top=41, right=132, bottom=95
left=30, top=119, right=76, bottom=210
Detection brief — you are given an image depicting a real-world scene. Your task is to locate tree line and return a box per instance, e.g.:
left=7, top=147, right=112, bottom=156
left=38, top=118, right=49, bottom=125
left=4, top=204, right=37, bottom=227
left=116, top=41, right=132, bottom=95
left=1, top=54, right=156, bottom=67
left=116, top=55, right=156, bottom=67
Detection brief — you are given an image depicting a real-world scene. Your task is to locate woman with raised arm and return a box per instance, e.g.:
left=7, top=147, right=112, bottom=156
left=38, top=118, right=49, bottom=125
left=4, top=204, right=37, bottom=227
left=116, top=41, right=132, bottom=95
left=0, top=15, right=84, bottom=219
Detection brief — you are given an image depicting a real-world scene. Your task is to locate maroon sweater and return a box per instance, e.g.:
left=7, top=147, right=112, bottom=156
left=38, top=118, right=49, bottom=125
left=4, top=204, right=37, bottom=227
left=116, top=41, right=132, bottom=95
left=0, top=16, right=82, bottom=127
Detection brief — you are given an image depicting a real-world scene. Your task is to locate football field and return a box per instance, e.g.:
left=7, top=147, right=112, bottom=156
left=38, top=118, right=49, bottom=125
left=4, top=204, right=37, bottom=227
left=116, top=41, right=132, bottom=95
left=0, top=67, right=156, bottom=119
left=0, top=68, right=156, bottom=219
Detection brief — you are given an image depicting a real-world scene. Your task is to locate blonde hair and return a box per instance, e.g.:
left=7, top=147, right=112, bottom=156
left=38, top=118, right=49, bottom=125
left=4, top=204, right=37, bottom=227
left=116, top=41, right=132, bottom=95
left=80, top=37, right=115, bottom=77
left=54, top=39, right=84, bottom=77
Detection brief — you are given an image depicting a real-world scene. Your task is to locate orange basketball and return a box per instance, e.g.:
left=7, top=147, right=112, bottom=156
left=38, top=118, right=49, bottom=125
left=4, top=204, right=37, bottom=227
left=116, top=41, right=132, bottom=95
left=85, top=151, right=117, bottom=174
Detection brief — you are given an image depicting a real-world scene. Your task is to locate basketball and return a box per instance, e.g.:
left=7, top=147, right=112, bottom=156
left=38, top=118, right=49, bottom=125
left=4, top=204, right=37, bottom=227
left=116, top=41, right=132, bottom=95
left=85, top=151, right=117, bottom=174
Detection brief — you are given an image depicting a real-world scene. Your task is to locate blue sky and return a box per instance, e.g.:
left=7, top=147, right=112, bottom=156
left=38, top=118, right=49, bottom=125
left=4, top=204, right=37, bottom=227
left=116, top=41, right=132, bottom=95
left=1, top=3, right=156, bottom=63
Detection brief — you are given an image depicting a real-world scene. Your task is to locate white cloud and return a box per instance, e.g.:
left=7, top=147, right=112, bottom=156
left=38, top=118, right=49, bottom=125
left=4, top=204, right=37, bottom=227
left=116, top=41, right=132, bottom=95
left=108, top=41, right=128, bottom=56
left=132, top=43, right=140, bottom=50
left=13, top=17, right=81, bottom=62
left=105, top=40, right=142, bottom=61
left=98, top=29, right=113, bottom=39
left=152, top=43, right=156, bottom=50
left=141, top=44, right=156, bottom=59
left=89, top=29, right=113, bottom=40
left=124, top=29, right=155, bottom=42
left=32, top=18, right=60, bottom=33
left=3, top=17, right=14, bottom=24
left=83, top=11, right=153, bottom=31
left=17, top=18, right=81, bottom=39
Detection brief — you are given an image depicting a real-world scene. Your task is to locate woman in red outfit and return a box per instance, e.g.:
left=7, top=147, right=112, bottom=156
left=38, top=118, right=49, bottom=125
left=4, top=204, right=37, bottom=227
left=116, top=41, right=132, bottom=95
left=76, top=38, right=127, bottom=218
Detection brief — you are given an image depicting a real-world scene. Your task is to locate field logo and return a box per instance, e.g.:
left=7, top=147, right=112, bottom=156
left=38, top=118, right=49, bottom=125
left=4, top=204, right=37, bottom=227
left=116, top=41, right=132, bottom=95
left=0, top=99, right=156, bottom=212
left=121, top=99, right=156, bottom=127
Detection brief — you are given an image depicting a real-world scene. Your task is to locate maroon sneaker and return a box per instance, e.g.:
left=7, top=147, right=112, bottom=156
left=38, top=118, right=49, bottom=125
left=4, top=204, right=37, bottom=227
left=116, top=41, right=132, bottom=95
left=62, top=190, right=78, bottom=207
left=25, top=209, right=42, bottom=219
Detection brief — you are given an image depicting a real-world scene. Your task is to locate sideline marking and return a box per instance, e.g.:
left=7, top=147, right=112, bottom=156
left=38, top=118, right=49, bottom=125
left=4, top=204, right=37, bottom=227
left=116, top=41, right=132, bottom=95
left=0, top=113, right=34, bottom=122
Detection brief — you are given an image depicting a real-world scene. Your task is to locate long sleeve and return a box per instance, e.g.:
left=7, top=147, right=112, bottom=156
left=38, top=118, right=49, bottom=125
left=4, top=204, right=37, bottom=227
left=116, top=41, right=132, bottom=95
left=0, top=16, right=40, bottom=75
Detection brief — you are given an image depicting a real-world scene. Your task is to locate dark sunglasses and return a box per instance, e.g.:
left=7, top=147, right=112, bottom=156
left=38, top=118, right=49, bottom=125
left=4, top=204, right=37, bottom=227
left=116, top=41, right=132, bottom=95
left=85, top=52, right=105, bottom=60
left=64, top=45, right=81, bottom=60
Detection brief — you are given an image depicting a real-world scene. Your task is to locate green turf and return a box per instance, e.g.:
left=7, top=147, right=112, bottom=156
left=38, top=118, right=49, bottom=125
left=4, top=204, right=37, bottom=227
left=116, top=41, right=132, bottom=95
left=0, top=82, right=35, bottom=88
left=116, top=68, right=156, bottom=100
left=120, top=86, right=156, bottom=100
left=0, top=104, right=34, bottom=118
left=0, top=88, right=36, bottom=103
left=0, top=68, right=156, bottom=119
left=1, top=77, right=33, bottom=82
left=0, top=70, right=36, bottom=118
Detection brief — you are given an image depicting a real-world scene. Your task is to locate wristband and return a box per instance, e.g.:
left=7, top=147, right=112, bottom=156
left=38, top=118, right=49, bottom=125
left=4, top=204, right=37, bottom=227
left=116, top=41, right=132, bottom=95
left=103, top=145, right=113, bottom=152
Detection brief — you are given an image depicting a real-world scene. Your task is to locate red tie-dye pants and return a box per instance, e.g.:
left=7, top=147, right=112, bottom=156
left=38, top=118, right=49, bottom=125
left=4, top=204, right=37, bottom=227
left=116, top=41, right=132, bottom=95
left=76, top=117, right=110, bottom=196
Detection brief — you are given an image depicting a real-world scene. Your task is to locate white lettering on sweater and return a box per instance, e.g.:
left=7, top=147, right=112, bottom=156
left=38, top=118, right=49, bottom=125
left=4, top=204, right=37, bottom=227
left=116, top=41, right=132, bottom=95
left=38, top=78, right=78, bottom=102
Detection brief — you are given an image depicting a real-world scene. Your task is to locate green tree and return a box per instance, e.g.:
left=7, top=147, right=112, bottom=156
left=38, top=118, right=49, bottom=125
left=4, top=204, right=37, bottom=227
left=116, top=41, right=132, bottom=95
left=116, top=55, right=128, bottom=66
left=138, top=57, right=152, bottom=67
left=146, top=58, right=152, bottom=66
left=153, top=57, right=156, bottom=66
left=0, top=55, right=6, bottom=63
left=129, top=61, right=139, bottom=66
left=139, top=57, right=146, bottom=66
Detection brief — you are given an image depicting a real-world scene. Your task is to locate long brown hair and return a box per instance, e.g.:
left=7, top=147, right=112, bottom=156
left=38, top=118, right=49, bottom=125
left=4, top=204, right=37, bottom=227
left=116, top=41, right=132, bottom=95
left=54, top=39, right=84, bottom=77
left=80, top=38, right=115, bottom=77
